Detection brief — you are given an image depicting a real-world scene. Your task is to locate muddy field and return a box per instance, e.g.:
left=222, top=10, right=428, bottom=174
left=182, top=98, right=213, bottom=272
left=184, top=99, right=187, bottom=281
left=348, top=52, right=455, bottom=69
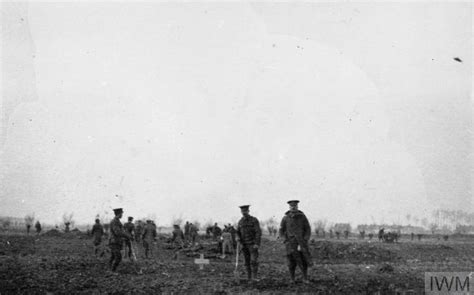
left=1, top=232, right=473, bottom=294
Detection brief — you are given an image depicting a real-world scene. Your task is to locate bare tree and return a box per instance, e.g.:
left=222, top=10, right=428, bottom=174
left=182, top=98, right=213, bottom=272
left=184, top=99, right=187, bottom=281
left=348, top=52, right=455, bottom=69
left=1, top=218, right=11, bottom=231
left=24, top=213, right=35, bottom=234
left=429, top=223, right=438, bottom=235
left=62, top=212, right=74, bottom=232
left=24, top=213, right=35, bottom=225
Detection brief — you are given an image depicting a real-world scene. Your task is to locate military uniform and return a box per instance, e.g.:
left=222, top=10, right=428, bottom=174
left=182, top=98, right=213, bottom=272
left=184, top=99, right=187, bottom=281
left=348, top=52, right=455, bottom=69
left=123, top=218, right=135, bottom=259
left=236, top=205, right=261, bottom=280
left=279, top=200, right=312, bottom=282
left=108, top=209, right=130, bottom=271
left=189, top=223, right=198, bottom=246
left=35, top=221, right=42, bottom=235
left=142, top=221, right=157, bottom=258
left=91, top=220, right=104, bottom=256
left=172, top=225, right=185, bottom=248
left=135, top=221, right=143, bottom=243
left=91, top=222, right=104, bottom=246
left=184, top=222, right=190, bottom=242
left=221, top=231, right=233, bottom=255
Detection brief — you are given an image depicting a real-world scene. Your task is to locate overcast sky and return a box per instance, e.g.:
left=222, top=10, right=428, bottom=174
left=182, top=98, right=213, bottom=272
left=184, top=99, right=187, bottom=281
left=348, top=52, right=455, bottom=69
left=1, top=2, right=472, bottom=227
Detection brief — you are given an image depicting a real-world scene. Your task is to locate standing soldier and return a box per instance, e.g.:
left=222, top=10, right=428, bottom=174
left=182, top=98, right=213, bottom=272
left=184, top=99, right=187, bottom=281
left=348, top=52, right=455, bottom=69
left=123, top=217, right=135, bottom=259
left=184, top=221, right=190, bottom=243
left=171, top=224, right=185, bottom=248
left=108, top=208, right=131, bottom=272
left=142, top=220, right=157, bottom=258
left=189, top=223, right=199, bottom=246
left=135, top=220, right=143, bottom=243
left=35, top=221, right=42, bottom=235
left=91, top=218, right=105, bottom=256
left=221, top=228, right=233, bottom=257
left=279, top=200, right=312, bottom=284
left=236, top=205, right=261, bottom=281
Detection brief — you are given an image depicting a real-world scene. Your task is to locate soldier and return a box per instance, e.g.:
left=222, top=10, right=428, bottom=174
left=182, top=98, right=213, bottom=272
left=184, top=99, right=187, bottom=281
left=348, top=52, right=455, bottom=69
left=123, top=217, right=135, bottom=259
left=142, top=220, right=157, bottom=258
left=135, top=220, right=144, bottom=243
left=378, top=228, right=385, bottom=242
left=236, top=205, right=261, bottom=281
left=212, top=223, right=222, bottom=240
left=91, top=218, right=105, bottom=256
left=171, top=224, right=185, bottom=248
left=189, top=223, right=199, bottom=246
left=35, top=221, right=42, bottom=235
left=344, top=229, right=349, bottom=239
left=108, top=208, right=131, bottom=272
left=184, top=221, right=190, bottom=242
left=221, top=228, right=233, bottom=257
left=279, top=200, right=312, bottom=284
left=26, top=223, right=31, bottom=235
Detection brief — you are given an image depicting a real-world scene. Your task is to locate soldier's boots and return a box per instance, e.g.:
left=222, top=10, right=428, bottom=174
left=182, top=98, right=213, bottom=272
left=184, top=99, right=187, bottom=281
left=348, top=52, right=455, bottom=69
left=251, top=265, right=259, bottom=281
left=290, top=273, right=296, bottom=284
left=302, top=272, right=310, bottom=284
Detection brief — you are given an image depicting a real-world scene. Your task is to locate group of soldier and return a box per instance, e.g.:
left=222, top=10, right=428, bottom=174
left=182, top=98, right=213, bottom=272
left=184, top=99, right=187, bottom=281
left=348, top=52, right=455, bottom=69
left=25, top=221, right=42, bottom=235
left=92, top=199, right=313, bottom=283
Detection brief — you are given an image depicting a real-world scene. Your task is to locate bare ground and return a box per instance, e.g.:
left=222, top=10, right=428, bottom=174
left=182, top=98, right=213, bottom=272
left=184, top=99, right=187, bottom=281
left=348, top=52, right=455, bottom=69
left=1, top=232, right=473, bottom=294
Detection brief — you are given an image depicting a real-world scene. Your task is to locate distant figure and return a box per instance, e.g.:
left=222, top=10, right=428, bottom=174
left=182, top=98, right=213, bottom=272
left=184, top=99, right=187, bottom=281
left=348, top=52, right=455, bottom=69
left=212, top=223, right=222, bottom=240
left=335, top=231, right=341, bottom=239
left=268, top=226, right=274, bottom=236
left=411, top=232, right=415, bottom=241
left=142, top=220, right=157, bottom=258
left=417, top=234, right=422, bottom=241
left=91, top=219, right=105, bottom=256
left=171, top=224, right=185, bottom=248
left=65, top=222, right=71, bottom=233
left=315, top=229, right=319, bottom=238
left=329, top=229, right=334, bottom=239
left=108, top=208, right=131, bottom=272
left=35, top=221, right=42, bottom=235
left=394, top=230, right=401, bottom=242
left=221, top=230, right=233, bottom=257
left=123, top=217, right=135, bottom=259
left=359, top=230, right=365, bottom=240
left=189, top=223, right=199, bottom=246
left=378, top=228, right=385, bottom=242
left=279, top=200, right=312, bottom=284
left=184, top=221, right=190, bottom=242
left=26, top=224, right=31, bottom=235
left=368, top=233, right=374, bottom=240
left=227, top=224, right=237, bottom=249
left=135, top=220, right=143, bottom=243
left=344, top=230, right=349, bottom=239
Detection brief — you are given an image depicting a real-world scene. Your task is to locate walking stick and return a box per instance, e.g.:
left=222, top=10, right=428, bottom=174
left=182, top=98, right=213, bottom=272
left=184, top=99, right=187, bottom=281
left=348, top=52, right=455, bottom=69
left=131, top=241, right=138, bottom=261
left=234, top=243, right=240, bottom=280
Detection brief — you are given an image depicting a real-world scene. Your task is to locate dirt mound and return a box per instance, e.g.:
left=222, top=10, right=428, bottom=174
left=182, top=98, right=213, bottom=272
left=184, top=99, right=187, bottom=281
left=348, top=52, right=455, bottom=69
left=311, top=241, right=399, bottom=263
left=43, top=229, right=62, bottom=237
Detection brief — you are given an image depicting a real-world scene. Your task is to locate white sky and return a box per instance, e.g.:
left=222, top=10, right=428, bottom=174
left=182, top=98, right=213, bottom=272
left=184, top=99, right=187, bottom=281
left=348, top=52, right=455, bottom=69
left=0, top=1, right=472, bottom=227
